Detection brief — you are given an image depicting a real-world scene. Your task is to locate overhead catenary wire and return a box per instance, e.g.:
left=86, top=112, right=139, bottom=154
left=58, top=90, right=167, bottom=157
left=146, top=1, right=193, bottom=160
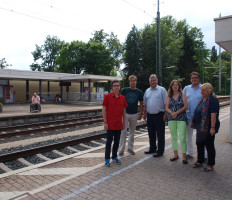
left=121, top=0, right=154, bottom=18
left=0, top=6, right=91, bottom=34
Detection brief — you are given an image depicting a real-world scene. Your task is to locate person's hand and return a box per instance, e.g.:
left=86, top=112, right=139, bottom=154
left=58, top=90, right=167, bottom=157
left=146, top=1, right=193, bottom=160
left=171, top=112, right=177, bottom=119
left=210, top=128, right=216, bottom=136
left=143, top=113, right=147, bottom=121
left=138, top=114, right=142, bottom=120
left=104, top=123, right=108, bottom=130
left=122, top=123, right=126, bottom=130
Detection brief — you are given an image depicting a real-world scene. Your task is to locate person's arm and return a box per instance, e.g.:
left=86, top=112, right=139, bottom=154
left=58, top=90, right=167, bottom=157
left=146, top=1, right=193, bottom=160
left=122, top=107, right=126, bottom=130
left=210, top=113, right=217, bottom=136
left=165, top=96, right=171, bottom=114
left=143, top=105, right=147, bottom=120
left=102, top=106, right=108, bottom=130
left=138, top=101, right=143, bottom=120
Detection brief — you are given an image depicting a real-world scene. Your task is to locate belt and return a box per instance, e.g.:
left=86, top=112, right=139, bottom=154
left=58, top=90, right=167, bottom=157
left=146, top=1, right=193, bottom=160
left=147, top=112, right=164, bottom=115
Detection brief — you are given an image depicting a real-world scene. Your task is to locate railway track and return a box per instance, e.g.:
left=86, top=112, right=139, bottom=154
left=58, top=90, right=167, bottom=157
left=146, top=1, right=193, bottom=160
left=0, top=115, right=103, bottom=139
left=0, top=122, right=147, bottom=175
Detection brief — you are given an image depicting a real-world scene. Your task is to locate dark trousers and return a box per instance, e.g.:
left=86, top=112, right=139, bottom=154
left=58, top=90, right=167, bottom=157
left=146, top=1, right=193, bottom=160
left=147, top=112, right=165, bottom=155
left=31, top=103, right=40, bottom=110
left=196, top=132, right=215, bottom=166
left=105, top=130, right=121, bottom=159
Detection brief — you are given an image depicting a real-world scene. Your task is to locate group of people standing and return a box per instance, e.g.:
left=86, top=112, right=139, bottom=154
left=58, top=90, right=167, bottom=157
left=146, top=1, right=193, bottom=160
left=102, top=72, right=220, bottom=172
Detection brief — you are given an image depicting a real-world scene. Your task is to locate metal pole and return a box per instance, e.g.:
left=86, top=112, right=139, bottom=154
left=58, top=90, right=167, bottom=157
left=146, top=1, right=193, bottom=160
left=156, top=0, right=162, bottom=84
left=201, top=48, right=204, bottom=83
left=230, top=55, right=232, bottom=143
left=219, top=46, right=221, bottom=92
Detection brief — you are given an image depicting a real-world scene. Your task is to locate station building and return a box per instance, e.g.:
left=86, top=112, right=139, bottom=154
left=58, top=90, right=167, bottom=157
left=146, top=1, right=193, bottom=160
left=0, top=69, right=122, bottom=104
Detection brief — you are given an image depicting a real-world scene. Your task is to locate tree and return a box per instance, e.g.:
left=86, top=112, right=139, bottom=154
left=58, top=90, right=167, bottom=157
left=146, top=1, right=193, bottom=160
left=56, top=41, right=86, bottom=74
left=123, top=25, right=142, bottom=82
left=0, top=58, right=12, bottom=69
left=122, top=17, right=205, bottom=90
left=83, top=42, right=114, bottom=75
left=174, top=20, right=204, bottom=87
left=210, top=46, right=217, bottom=63
left=160, top=16, right=185, bottom=88
left=90, top=30, right=123, bottom=72
left=30, top=35, right=64, bottom=72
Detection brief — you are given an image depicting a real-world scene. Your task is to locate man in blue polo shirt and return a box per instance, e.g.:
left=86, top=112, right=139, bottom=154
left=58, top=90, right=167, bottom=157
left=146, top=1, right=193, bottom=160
left=183, top=72, right=202, bottom=159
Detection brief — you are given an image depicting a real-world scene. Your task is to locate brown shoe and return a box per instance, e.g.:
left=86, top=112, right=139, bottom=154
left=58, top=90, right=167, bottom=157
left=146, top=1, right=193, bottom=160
left=128, top=149, right=135, bottom=155
left=119, top=151, right=124, bottom=156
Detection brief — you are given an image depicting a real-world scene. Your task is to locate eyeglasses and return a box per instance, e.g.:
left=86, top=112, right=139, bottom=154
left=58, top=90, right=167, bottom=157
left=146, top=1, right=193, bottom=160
left=113, top=85, right=120, bottom=87
left=191, top=77, right=199, bottom=79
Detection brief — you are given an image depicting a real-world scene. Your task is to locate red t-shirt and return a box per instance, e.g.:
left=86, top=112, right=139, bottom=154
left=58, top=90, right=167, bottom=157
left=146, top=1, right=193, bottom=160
left=102, top=92, right=128, bottom=130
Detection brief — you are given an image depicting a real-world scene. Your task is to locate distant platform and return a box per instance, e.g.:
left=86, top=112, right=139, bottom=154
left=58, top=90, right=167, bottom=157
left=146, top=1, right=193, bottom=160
left=0, top=102, right=102, bottom=119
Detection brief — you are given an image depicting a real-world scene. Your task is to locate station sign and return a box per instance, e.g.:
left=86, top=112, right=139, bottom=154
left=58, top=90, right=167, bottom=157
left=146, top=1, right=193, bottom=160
left=59, top=82, right=71, bottom=86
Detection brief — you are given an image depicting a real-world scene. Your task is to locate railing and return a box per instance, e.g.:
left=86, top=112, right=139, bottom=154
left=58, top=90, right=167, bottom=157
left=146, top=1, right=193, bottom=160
left=38, top=92, right=108, bottom=103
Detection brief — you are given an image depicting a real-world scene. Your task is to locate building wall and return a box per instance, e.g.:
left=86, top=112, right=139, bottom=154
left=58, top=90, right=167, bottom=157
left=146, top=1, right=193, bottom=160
left=10, top=80, right=26, bottom=102
left=9, top=80, right=84, bottom=102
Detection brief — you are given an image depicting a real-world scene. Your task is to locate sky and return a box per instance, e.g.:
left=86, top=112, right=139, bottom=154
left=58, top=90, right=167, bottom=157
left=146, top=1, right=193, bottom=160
left=0, top=0, right=231, bottom=71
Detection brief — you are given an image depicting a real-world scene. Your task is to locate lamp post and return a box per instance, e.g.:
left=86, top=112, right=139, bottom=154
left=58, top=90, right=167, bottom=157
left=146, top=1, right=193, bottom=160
left=156, top=0, right=162, bottom=84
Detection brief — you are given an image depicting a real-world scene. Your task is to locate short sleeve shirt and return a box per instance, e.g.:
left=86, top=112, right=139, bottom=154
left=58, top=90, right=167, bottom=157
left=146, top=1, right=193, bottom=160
left=143, top=85, right=167, bottom=114
left=102, top=92, right=128, bottom=130
left=32, top=96, right=40, bottom=104
left=183, top=84, right=202, bottom=120
left=120, top=87, right=143, bottom=114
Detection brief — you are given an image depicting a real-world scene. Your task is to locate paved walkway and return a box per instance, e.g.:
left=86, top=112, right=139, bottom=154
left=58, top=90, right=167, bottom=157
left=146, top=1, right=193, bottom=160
left=0, top=107, right=231, bottom=200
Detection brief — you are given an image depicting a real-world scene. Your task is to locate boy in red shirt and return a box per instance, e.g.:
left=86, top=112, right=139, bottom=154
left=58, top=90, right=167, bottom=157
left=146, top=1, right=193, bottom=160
left=102, top=80, right=127, bottom=167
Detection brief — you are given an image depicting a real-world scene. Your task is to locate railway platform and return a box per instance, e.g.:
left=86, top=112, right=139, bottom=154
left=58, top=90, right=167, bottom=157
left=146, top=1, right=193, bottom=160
left=0, top=102, right=102, bottom=118
left=0, top=103, right=102, bottom=127
left=0, top=106, right=231, bottom=199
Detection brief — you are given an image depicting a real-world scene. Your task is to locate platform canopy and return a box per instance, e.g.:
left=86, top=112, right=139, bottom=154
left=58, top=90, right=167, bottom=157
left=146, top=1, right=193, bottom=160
left=0, top=69, right=122, bottom=82
left=214, top=15, right=232, bottom=54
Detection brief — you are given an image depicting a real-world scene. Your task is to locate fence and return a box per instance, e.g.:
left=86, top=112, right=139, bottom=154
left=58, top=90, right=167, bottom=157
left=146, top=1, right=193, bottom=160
left=37, top=92, right=108, bottom=103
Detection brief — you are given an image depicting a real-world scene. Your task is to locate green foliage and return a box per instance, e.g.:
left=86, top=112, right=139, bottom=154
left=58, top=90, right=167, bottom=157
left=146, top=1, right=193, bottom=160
left=83, top=42, right=114, bottom=75
left=89, top=30, right=123, bottom=69
left=123, top=16, right=205, bottom=91
left=30, top=35, right=64, bottom=72
left=56, top=30, right=122, bottom=76
left=210, top=46, right=217, bottom=63
left=203, top=51, right=231, bottom=94
left=56, top=41, right=86, bottom=74
left=123, top=25, right=142, bottom=81
left=0, top=58, right=12, bottom=69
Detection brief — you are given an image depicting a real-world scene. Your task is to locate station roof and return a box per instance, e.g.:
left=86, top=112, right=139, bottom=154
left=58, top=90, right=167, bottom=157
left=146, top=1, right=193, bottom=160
left=214, top=15, right=232, bottom=54
left=0, top=69, right=122, bottom=82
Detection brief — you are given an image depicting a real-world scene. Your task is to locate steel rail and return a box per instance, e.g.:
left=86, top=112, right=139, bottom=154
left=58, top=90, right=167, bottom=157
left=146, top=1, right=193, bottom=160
left=0, top=116, right=102, bottom=139
left=0, top=123, right=147, bottom=162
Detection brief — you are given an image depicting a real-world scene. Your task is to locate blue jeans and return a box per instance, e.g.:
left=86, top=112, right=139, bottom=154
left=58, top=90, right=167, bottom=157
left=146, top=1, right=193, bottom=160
left=105, top=130, right=121, bottom=159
